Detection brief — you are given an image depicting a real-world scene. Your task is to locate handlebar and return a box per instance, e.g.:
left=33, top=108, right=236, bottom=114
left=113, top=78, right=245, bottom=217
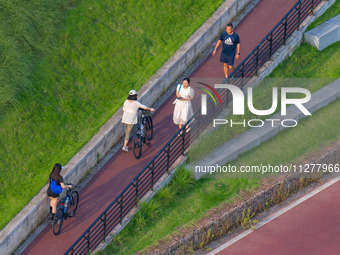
left=138, top=108, right=154, bottom=116
left=138, top=108, right=151, bottom=112
left=65, top=183, right=78, bottom=190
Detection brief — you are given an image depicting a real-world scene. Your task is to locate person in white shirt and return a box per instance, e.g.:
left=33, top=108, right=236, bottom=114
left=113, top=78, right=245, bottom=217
left=121, top=90, right=155, bottom=152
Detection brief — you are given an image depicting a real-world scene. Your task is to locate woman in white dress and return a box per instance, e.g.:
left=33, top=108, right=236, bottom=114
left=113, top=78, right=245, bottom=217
left=122, top=90, right=155, bottom=152
left=173, top=78, right=194, bottom=131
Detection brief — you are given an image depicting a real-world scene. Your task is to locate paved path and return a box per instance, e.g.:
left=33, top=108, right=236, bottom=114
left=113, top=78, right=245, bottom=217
left=22, top=0, right=299, bottom=254
left=209, top=177, right=340, bottom=255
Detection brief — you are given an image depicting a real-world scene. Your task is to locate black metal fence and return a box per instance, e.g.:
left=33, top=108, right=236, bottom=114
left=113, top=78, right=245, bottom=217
left=65, top=0, right=322, bottom=253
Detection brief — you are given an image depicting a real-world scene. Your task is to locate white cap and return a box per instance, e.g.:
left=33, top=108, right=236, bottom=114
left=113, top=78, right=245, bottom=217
left=129, top=89, right=137, bottom=95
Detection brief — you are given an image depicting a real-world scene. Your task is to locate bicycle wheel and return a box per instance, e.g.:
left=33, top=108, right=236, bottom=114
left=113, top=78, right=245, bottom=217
left=52, top=208, right=63, bottom=235
left=133, top=133, right=142, bottom=159
left=144, top=116, right=153, bottom=140
left=68, top=191, right=79, bottom=217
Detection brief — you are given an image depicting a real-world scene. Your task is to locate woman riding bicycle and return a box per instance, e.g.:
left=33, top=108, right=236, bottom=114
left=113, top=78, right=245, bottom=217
left=122, top=90, right=155, bottom=152
left=47, top=163, right=72, bottom=221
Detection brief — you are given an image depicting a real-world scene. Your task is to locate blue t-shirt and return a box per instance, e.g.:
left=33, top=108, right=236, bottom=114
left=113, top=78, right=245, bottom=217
left=219, top=32, right=240, bottom=56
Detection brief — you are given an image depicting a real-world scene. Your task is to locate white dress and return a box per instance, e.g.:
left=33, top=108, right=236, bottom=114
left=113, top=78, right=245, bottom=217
left=173, top=84, right=194, bottom=125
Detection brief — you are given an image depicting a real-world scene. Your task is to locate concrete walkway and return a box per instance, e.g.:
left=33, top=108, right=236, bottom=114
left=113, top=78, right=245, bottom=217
left=21, top=0, right=301, bottom=254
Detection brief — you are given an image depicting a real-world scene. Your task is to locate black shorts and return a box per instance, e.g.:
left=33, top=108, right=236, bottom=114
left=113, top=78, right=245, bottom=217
left=47, top=187, right=60, bottom=198
left=220, top=54, right=235, bottom=66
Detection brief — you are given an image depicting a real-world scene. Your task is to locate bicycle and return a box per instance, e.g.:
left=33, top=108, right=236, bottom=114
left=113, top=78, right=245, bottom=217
left=133, top=108, right=153, bottom=159
left=52, top=184, right=79, bottom=235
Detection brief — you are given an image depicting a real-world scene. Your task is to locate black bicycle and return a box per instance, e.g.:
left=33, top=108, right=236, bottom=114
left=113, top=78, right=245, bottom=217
left=133, top=108, right=153, bottom=159
left=52, top=184, right=79, bottom=235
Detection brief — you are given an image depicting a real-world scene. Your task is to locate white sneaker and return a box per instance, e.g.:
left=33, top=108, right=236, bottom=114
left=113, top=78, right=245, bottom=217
left=122, top=146, right=129, bottom=152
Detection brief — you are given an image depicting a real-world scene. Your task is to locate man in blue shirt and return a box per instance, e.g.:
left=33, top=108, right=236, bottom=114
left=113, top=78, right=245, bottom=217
left=212, top=23, right=241, bottom=78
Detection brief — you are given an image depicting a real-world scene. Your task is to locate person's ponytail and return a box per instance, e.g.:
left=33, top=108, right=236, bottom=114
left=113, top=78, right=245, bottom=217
left=51, top=163, right=62, bottom=182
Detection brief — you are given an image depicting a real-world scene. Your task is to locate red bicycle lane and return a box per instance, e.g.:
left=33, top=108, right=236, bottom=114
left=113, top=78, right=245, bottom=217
left=21, top=0, right=299, bottom=254
left=211, top=178, right=340, bottom=255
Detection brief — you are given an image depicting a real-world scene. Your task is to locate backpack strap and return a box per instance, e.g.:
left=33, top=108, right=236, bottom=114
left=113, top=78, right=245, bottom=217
left=50, top=173, right=58, bottom=184
left=178, top=84, right=183, bottom=93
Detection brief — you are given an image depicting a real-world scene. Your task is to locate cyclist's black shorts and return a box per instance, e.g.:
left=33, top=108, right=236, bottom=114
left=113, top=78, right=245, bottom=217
left=47, top=187, right=60, bottom=198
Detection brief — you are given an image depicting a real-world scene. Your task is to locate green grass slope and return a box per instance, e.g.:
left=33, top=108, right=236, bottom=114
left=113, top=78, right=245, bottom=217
left=0, top=0, right=225, bottom=230
left=0, top=0, right=71, bottom=111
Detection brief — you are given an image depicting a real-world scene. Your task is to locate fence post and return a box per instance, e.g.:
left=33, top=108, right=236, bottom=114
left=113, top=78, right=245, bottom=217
left=102, top=212, right=107, bottom=242
left=86, top=231, right=91, bottom=253
left=182, top=125, right=186, bottom=155
left=135, top=177, right=139, bottom=205
left=226, top=88, right=230, bottom=105
left=119, top=195, right=123, bottom=224
left=267, top=32, right=273, bottom=59
left=197, top=112, right=201, bottom=138
left=212, top=97, right=216, bottom=117
left=254, top=48, right=260, bottom=76
left=150, top=161, right=155, bottom=190
left=310, top=0, right=315, bottom=15
left=283, top=16, right=288, bottom=45
left=166, top=143, right=170, bottom=173
left=240, top=63, right=245, bottom=89
left=296, top=1, right=301, bottom=30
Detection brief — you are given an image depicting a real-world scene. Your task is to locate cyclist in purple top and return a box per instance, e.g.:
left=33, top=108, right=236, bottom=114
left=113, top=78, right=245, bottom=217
left=212, top=23, right=241, bottom=78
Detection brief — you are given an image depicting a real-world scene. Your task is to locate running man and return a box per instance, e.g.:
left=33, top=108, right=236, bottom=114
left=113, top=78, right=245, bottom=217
left=212, top=23, right=241, bottom=78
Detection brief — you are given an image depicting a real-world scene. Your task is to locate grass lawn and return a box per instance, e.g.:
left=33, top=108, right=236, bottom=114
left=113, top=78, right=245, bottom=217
left=99, top=97, right=340, bottom=255
left=0, top=0, right=226, bottom=230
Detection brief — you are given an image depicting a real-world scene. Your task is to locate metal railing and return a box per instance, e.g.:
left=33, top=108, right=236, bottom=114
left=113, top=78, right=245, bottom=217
left=65, top=0, right=322, bottom=253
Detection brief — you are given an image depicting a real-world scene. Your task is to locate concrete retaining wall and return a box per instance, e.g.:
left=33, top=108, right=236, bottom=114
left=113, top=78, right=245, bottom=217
left=144, top=142, right=340, bottom=255
left=305, top=14, right=340, bottom=51
left=0, top=0, right=253, bottom=254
